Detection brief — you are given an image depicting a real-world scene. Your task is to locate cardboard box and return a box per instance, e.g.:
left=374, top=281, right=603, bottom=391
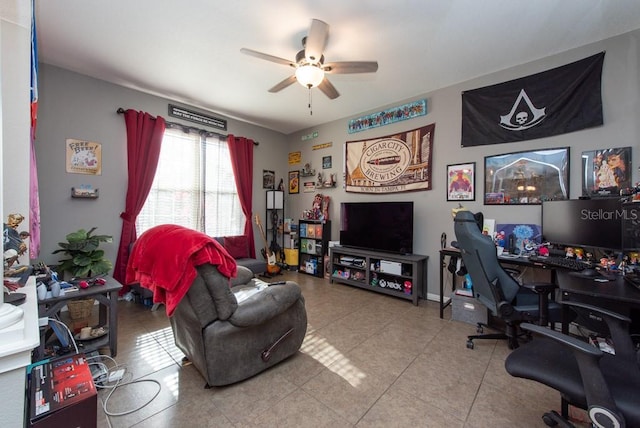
left=451, top=292, right=488, bottom=325
left=27, top=354, right=97, bottom=428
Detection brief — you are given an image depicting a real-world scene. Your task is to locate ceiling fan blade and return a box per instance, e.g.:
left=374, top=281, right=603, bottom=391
left=268, top=75, right=297, bottom=93
left=240, top=48, right=295, bottom=67
left=305, top=19, right=329, bottom=64
left=318, top=78, right=340, bottom=99
left=324, top=61, right=379, bottom=74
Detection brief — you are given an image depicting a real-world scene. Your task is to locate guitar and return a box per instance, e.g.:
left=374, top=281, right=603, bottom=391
left=254, top=214, right=280, bottom=275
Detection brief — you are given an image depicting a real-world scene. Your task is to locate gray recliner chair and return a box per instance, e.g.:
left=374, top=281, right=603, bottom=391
left=170, top=264, right=307, bottom=387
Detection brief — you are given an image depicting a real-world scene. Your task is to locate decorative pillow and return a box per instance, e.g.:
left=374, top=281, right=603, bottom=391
left=223, top=235, right=249, bottom=259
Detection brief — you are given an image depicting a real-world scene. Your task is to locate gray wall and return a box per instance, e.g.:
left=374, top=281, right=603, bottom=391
left=34, top=29, right=639, bottom=299
left=35, top=64, right=289, bottom=268
left=285, top=30, right=640, bottom=299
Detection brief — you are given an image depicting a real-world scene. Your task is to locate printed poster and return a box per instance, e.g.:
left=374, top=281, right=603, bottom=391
left=66, top=138, right=102, bottom=175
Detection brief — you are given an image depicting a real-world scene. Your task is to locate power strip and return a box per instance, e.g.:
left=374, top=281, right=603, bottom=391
left=108, top=369, right=125, bottom=382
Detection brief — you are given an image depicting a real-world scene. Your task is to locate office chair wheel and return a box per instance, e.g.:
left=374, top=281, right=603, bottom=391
left=476, top=325, right=484, bottom=334
left=541, top=414, right=558, bottom=426
left=466, top=339, right=474, bottom=349
left=541, top=410, right=572, bottom=427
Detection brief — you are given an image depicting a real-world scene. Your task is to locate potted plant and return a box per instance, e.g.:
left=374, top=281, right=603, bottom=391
left=53, top=227, right=113, bottom=278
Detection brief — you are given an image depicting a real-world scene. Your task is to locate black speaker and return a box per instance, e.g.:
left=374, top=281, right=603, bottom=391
left=508, top=233, right=517, bottom=255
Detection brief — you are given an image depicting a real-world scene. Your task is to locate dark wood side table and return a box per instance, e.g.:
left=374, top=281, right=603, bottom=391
left=36, top=276, right=122, bottom=359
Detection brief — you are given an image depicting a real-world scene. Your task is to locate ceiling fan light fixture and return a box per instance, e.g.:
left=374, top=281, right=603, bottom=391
left=295, top=64, right=324, bottom=88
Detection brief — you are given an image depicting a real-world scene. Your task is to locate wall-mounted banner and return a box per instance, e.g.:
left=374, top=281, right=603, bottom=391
left=344, top=124, right=435, bottom=194
left=461, top=52, right=604, bottom=147
left=348, top=99, right=427, bottom=134
left=168, top=104, right=227, bottom=130
left=66, top=139, right=102, bottom=175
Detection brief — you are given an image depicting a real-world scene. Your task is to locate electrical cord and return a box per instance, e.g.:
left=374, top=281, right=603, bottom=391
left=42, top=320, right=162, bottom=416
left=46, top=317, right=79, bottom=354
left=85, top=353, right=162, bottom=416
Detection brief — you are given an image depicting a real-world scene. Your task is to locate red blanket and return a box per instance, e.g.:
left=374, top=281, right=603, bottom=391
left=125, top=224, right=237, bottom=316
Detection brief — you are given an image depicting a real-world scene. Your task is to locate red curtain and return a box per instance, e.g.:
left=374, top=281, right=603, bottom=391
left=227, top=135, right=255, bottom=258
left=113, top=110, right=166, bottom=286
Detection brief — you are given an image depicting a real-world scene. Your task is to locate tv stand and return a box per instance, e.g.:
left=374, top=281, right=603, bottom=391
left=329, top=246, right=428, bottom=305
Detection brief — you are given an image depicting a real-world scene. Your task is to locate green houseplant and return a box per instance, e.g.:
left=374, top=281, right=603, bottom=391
left=53, top=227, right=113, bottom=278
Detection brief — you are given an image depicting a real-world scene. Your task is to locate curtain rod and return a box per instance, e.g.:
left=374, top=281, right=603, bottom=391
left=116, top=108, right=259, bottom=145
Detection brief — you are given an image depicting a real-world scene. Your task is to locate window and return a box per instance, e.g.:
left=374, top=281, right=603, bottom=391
left=136, top=127, right=245, bottom=237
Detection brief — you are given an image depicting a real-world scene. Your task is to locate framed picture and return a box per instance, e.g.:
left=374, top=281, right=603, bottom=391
left=484, top=147, right=570, bottom=205
left=262, top=170, right=275, bottom=189
left=322, top=156, right=332, bottom=169
left=581, top=146, right=632, bottom=198
left=447, top=162, right=475, bottom=201
left=288, top=170, right=299, bottom=194
left=66, top=138, right=102, bottom=175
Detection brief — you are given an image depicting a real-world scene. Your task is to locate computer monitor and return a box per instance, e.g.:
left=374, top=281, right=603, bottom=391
left=541, top=198, right=623, bottom=251
left=622, top=202, right=640, bottom=252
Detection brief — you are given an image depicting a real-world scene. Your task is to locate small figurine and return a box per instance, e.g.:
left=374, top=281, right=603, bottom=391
left=370, top=272, right=378, bottom=286
left=311, top=194, right=323, bottom=220
left=403, top=281, right=412, bottom=295
left=3, top=213, right=28, bottom=268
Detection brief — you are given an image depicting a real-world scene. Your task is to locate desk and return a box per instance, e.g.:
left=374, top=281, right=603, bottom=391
left=556, top=271, right=640, bottom=333
left=37, top=277, right=122, bottom=359
left=439, top=248, right=553, bottom=318
left=439, top=247, right=640, bottom=333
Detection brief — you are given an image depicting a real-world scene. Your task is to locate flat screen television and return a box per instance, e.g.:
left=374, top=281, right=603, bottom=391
left=541, top=198, right=623, bottom=251
left=339, top=201, right=414, bottom=254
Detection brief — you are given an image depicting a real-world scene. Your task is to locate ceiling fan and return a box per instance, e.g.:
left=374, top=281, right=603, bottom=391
left=240, top=19, right=378, bottom=100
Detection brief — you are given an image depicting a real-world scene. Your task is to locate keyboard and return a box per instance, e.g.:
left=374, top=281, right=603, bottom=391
left=528, top=255, right=590, bottom=271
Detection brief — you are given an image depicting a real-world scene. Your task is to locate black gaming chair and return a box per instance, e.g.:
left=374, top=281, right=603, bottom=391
left=453, top=210, right=562, bottom=349
left=505, top=300, right=640, bottom=427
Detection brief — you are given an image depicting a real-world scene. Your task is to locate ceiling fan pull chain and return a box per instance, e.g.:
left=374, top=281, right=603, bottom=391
left=308, top=87, right=313, bottom=115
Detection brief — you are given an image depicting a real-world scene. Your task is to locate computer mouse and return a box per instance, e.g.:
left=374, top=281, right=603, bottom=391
left=580, top=268, right=599, bottom=277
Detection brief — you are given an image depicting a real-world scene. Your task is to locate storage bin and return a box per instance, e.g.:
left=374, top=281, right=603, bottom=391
left=67, top=298, right=95, bottom=320
left=451, top=292, right=488, bottom=325
left=284, top=249, right=299, bottom=266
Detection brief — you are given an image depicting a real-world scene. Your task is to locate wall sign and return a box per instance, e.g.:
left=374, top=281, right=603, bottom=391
left=312, top=142, right=332, bottom=150
left=288, top=151, right=301, bottom=165
left=347, top=99, right=427, bottom=134
left=66, top=139, right=102, bottom=175
left=168, top=104, right=227, bottom=130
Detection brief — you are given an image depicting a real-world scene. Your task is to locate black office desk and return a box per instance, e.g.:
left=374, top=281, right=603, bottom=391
left=438, top=248, right=554, bottom=318
left=556, top=271, right=640, bottom=333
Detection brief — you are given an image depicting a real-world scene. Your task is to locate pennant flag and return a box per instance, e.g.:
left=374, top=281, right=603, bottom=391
left=461, top=52, right=604, bottom=147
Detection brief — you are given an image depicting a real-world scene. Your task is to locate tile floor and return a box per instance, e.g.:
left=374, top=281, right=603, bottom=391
left=91, top=271, right=588, bottom=428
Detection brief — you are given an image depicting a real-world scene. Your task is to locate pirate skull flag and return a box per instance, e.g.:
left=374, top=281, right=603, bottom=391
left=461, top=52, right=604, bottom=147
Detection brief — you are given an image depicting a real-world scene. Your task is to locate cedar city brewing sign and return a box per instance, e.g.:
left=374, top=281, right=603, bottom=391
left=344, top=124, right=434, bottom=193
left=66, top=138, right=102, bottom=175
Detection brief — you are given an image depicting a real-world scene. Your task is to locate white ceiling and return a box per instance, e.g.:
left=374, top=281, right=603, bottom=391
left=35, top=1, right=640, bottom=135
